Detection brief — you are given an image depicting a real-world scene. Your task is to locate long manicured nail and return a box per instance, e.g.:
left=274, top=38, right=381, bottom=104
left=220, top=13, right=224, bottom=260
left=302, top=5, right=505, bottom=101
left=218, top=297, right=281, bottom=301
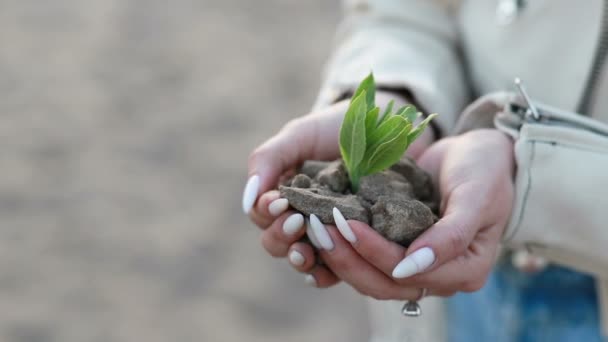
left=289, top=250, right=305, bottom=266
left=392, top=247, right=435, bottom=279
left=306, top=218, right=322, bottom=249
left=282, top=213, right=304, bottom=235
left=305, top=274, right=317, bottom=287
left=242, top=175, right=260, bottom=214
left=309, top=214, right=334, bottom=251
left=332, top=207, right=357, bottom=243
left=268, top=198, right=289, bottom=216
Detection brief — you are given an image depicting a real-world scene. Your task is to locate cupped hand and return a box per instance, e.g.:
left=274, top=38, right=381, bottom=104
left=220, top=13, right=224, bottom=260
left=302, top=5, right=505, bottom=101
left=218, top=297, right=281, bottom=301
left=243, top=91, right=434, bottom=287
left=292, top=129, right=515, bottom=298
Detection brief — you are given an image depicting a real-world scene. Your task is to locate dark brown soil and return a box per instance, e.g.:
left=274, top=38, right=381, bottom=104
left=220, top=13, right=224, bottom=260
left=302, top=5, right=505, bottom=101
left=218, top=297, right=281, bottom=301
left=280, top=158, right=438, bottom=247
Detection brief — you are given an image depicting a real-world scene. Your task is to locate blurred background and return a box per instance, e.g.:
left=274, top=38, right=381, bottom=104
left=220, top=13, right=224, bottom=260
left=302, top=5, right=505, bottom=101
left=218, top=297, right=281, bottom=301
left=0, top=0, right=370, bottom=341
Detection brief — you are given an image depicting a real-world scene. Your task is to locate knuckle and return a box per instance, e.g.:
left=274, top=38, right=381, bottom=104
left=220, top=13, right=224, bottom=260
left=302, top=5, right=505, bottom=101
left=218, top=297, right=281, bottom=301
left=260, top=233, right=285, bottom=258
left=248, top=145, right=269, bottom=166
left=447, top=225, right=469, bottom=255
left=282, top=117, right=306, bottom=133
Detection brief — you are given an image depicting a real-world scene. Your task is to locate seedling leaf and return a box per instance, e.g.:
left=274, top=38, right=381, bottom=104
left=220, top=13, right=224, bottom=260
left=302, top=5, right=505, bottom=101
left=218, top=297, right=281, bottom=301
left=337, top=73, right=438, bottom=193
left=339, top=91, right=368, bottom=179
left=408, top=113, right=438, bottom=144
left=396, top=105, right=419, bottom=124
left=363, top=126, right=410, bottom=175
left=365, top=107, right=380, bottom=136
left=366, top=115, right=409, bottom=149
left=352, top=73, right=375, bottom=112
left=377, top=99, right=394, bottom=126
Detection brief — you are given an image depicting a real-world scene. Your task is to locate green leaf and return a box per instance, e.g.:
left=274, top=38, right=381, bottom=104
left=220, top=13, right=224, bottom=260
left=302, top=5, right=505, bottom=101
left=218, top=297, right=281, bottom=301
left=362, top=115, right=411, bottom=175
left=362, top=125, right=410, bottom=175
left=395, top=105, right=419, bottom=124
left=408, top=113, right=438, bottom=144
left=339, top=91, right=368, bottom=176
left=365, top=107, right=380, bottom=136
left=366, top=115, right=409, bottom=149
left=352, top=73, right=375, bottom=111
left=377, top=99, right=394, bottom=126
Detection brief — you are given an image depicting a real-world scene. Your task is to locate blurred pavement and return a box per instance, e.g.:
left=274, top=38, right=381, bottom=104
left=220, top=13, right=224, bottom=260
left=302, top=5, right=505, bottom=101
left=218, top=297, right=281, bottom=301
left=0, top=1, right=369, bottom=341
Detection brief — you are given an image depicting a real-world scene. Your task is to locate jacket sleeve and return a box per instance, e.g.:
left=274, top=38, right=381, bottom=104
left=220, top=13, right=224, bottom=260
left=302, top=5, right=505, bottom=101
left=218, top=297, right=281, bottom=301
left=313, top=0, right=471, bottom=133
left=457, top=92, right=608, bottom=279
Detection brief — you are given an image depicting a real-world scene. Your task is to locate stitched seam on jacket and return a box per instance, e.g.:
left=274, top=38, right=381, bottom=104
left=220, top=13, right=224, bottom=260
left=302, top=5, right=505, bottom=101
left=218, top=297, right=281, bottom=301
left=533, top=139, right=608, bottom=154
left=506, top=140, right=535, bottom=242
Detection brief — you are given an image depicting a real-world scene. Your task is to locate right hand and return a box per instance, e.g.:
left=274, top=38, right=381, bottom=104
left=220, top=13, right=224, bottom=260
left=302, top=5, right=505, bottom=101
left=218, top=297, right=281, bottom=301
left=243, top=92, right=434, bottom=288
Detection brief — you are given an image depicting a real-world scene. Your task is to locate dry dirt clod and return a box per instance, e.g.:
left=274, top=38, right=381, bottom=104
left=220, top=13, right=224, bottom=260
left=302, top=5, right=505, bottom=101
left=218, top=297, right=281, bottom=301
left=316, top=160, right=349, bottom=193
left=279, top=186, right=369, bottom=224
left=358, top=171, right=413, bottom=204
left=291, top=174, right=312, bottom=188
left=299, top=160, right=330, bottom=179
left=280, top=158, right=437, bottom=247
left=390, top=158, right=435, bottom=201
left=371, top=196, right=435, bottom=247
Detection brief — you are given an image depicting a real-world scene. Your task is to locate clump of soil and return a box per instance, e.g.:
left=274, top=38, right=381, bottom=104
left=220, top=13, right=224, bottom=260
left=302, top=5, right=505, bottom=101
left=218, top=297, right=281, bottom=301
left=280, top=158, right=438, bottom=247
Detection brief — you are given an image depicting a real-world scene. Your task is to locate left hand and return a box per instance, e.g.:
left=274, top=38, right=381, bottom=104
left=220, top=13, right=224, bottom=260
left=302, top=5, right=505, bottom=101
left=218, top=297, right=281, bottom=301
left=290, top=129, right=515, bottom=299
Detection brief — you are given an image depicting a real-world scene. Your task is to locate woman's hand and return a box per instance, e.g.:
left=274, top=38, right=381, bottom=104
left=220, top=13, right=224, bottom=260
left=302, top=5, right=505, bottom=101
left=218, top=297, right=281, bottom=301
left=288, top=129, right=515, bottom=298
left=243, top=91, right=434, bottom=287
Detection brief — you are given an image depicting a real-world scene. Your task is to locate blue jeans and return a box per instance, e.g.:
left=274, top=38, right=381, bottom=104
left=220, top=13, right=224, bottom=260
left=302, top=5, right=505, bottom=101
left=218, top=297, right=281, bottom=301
left=446, top=257, right=605, bottom=342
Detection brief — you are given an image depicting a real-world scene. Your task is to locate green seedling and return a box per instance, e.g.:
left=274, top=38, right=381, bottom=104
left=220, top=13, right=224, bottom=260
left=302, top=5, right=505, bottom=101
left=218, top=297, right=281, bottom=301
left=339, top=73, right=437, bottom=193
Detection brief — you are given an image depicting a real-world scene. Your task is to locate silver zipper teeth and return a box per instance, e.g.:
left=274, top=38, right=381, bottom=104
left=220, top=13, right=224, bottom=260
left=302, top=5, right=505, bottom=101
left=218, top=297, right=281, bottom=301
left=578, top=0, right=608, bottom=114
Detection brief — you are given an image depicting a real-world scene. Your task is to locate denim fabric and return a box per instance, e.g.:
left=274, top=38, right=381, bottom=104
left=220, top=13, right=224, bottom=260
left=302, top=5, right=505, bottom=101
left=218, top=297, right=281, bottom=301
left=446, top=258, right=606, bottom=342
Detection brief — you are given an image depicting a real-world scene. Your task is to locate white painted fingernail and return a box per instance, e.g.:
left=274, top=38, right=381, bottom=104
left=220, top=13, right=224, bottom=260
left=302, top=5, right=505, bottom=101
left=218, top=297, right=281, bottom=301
left=289, top=250, right=305, bottom=266
left=305, top=274, right=317, bottom=287
left=310, top=214, right=334, bottom=251
left=242, top=175, right=260, bottom=214
left=392, top=247, right=435, bottom=279
left=306, top=218, right=322, bottom=249
left=282, top=213, right=304, bottom=235
left=268, top=198, right=289, bottom=216
left=332, top=207, right=357, bottom=243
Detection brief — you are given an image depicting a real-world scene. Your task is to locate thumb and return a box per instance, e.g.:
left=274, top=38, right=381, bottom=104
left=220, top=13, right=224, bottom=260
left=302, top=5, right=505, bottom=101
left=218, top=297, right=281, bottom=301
left=391, top=183, right=483, bottom=279
left=242, top=114, right=341, bottom=214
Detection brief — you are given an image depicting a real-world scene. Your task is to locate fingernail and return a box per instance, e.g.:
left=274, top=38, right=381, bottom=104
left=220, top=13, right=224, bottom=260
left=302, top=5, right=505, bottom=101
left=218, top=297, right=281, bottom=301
left=392, top=247, right=435, bottom=279
left=268, top=198, right=289, bottom=216
left=282, top=213, right=304, bottom=235
left=242, top=175, right=260, bottom=214
left=310, top=214, right=334, bottom=251
left=306, top=218, right=322, bottom=249
left=289, top=250, right=305, bottom=266
left=305, top=274, right=317, bottom=287
left=332, top=207, right=357, bottom=243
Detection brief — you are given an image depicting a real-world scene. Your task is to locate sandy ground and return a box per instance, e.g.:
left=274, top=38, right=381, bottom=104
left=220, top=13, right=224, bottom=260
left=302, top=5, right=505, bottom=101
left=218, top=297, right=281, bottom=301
left=0, top=1, right=370, bottom=341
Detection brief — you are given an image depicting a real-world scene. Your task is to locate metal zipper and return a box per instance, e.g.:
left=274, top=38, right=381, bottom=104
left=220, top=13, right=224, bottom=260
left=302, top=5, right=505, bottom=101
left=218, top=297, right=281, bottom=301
left=509, top=79, right=608, bottom=137
left=578, top=0, right=608, bottom=115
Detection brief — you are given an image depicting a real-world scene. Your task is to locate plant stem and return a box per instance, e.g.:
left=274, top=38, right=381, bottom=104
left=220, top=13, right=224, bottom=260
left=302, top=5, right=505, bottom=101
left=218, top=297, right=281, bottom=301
left=350, top=172, right=360, bottom=194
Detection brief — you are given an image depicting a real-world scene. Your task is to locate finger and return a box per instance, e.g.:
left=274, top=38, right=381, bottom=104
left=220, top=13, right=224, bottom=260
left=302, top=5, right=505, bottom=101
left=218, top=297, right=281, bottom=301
left=306, top=265, right=340, bottom=288
left=315, top=222, right=420, bottom=301
left=243, top=104, right=346, bottom=214
left=399, top=224, right=503, bottom=292
left=249, top=190, right=286, bottom=229
left=339, top=220, right=471, bottom=292
left=287, top=242, right=317, bottom=273
left=391, top=183, right=484, bottom=279
left=340, top=219, right=407, bottom=276
left=260, top=211, right=306, bottom=257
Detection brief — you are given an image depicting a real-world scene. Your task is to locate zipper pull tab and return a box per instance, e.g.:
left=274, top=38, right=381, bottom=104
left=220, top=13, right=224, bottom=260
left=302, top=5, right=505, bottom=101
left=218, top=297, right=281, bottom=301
left=514, top=78, right=541, bottom=121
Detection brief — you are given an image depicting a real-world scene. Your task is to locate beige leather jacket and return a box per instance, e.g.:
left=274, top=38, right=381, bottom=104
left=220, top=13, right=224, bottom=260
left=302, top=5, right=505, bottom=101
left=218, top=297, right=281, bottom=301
left=313, top=0, right=608, bottom=340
